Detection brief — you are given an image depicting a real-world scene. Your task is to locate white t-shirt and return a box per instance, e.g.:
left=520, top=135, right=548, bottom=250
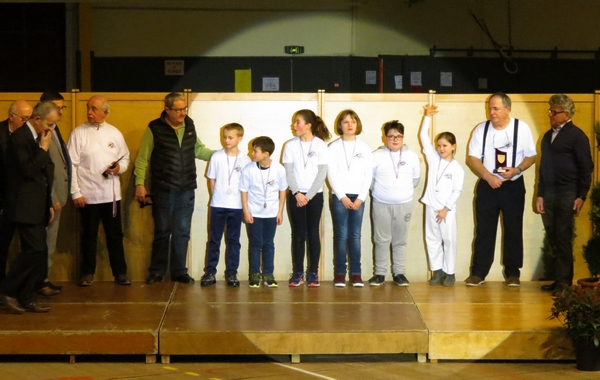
left=419, top=116, right=465, bottom=210
left=468, top=117, right=536, bottom=181
left=207, top=149, right=251, bottom=209
left=371, top=145, right=420, bottom=205
left=240, top=161, right=288, bottom=218
left=68, top=121, right=130, bottom=204
left=327, top=137, right=373, bottom=201
left=282, top=136, right=328, bottom=193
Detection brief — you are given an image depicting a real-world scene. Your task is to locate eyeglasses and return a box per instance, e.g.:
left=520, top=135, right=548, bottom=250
left=386, top=134, right=404, bottom=141
left=548, top=109, right=566, bottom=116
left=169, top=107, right=188, bottom=114
left=10, top=113, right=29, bottom=122
left=59, top=106, right=67, bottom=110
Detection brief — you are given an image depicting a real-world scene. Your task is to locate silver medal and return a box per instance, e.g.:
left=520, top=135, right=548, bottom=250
left=263, top=202, right=267, bottom=208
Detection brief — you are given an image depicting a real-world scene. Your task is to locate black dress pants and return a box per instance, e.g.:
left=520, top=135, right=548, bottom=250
left=541, top=192, right=577, bottom=286
left=0, top=222, right=47, bottom=305
left=471, top=176, right=525, bottom=279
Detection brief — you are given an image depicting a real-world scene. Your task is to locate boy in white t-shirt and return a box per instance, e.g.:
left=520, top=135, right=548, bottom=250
left=369, top=120, right=421, bottom=287
left=200, top=123, right=251, bottom=288
left=240, top=136, right=288, bottom=288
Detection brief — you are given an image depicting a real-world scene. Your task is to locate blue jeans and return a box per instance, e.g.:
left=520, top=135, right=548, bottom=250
left=149, top=188, right=195, bottom=278
left=331, top=194, right=365, bottom=275
left=247, top=217, right=276, bottom=275
left=206, top=207, right=242, bottom=276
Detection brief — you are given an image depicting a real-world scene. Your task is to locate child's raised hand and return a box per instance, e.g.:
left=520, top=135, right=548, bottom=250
left=424, top=104, right=438, bottom=117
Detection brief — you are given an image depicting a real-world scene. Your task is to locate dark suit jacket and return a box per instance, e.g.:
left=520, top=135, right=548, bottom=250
left=5, top=124, right=54, bottom=225
left=0, top=119, right=10, bottom=210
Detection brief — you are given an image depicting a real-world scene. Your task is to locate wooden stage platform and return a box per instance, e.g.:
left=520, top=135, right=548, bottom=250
left=0, top=281, right=573, bottom=363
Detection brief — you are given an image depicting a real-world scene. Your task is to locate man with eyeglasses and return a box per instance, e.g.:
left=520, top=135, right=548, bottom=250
left=466, top=92, right=536, bottom=287
left=135, top=92, right=214, bottom=285
left=0, top=100, right=33, bottom=281
left=68, top=96, right=131, bottom=287
left=537, top=94, right=593, bottom=294
left=33, top=91, right=71, bottom=296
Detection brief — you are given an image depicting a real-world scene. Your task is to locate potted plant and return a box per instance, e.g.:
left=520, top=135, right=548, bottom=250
left=580, top=182, right=600, bottom=287
left=550, top=285, right=600, bottom=371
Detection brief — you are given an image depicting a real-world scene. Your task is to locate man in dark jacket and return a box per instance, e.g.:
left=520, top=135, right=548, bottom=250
left=0, top=101, right=58, bottom=313
left=134, top=92, right=214, bottom=284
left=0, top=100, right=33, bottom=281
left=537, top=94, right=594, bottom=294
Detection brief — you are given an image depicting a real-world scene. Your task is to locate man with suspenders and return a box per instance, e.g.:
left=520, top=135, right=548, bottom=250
left=466, top=92, right=537, bottom=287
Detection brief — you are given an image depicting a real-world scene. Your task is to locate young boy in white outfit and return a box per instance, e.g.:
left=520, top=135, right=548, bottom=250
left=201, top=123, right=251, bottom=288
left=240, top=136, right=288, bottom=288
left=369, top=120, right=420, bottom=287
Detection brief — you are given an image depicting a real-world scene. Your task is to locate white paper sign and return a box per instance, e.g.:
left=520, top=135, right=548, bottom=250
left=366, top=70, right=377, bottom=85
left=394, top=75, right=403, bottom=90
left=440, top=72, right=452, bottom=87
left=262, top=77, right=280, bottom=92
left=165, top=60, right=184, bottom=76
left=410, top=72, right=422, bottom=86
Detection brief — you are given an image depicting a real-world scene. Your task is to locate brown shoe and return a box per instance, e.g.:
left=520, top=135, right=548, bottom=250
left=24, top=302, right=51, bottom=313
left=465, top=275, right=485, bottom=287
left=38, top=286, right=60, bottom=297
left=506, top=277, right=521, bottom=287
left=79, top=274, right=94, bottom=286
left=1, top=294, right=24, bottom=314
left=115, top=274, right=131, bottom=286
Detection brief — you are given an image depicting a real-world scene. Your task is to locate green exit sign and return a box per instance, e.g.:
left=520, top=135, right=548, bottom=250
left=285, top=46, right=304, bottom=54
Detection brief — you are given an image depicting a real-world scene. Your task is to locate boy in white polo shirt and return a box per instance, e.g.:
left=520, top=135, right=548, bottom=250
left=240, top=136, right=288, bottom=288
left=200, top=123, right=251, bottom=288
left=369, top=120, right=420, bottom=287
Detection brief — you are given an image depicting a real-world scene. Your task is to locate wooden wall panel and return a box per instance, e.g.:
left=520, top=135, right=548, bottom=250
left=0, top=92, right=597, bottom=283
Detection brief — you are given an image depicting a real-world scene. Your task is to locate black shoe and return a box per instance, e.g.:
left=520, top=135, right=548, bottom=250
left=541, top=281, right=558, bottom=292
left=200, top=273, right=216, bottom=287
left=542, top=281, right=568, bottom=293
left=173, top=274, right=195, bottom=284
left=24, top=302, right=51, bottom=313
left=115, top=274, right=131, bottom=286
left=393, top=274, right=410, bottom=286
left=146, top=273, right=164, bottom=284
left=226, top=274, right=239, bottom=287
left=45, top=281, right=63, bottom=291
left=1, top=294, right=24, bottom=314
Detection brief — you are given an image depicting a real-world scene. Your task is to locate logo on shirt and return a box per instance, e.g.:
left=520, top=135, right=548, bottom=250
left=355, top=153, right=363, bottom=158
left=307, top=150, right=316, bottom=157
left=267, top=180, right=275, bottom=186
left=108, top=142, right=115, bottom=149
left=234, top=165, right=242, bottom=172
left=445, top=174, right=453, bottom=180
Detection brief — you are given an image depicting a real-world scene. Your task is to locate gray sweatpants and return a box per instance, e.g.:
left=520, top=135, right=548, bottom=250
left=372, top=199, right=413, bottom=276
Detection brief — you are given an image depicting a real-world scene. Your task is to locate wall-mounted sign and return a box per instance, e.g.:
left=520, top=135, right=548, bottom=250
left=165, top=60, right=184, bottom=76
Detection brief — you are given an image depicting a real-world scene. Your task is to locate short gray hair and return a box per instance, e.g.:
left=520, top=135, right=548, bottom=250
left=31, top=101, right=60, bottom=119
left=164, top=92, right=185, bottom=108
left=489, top=92, right=512, bottom=109
left=549, top=94, right=575, bottom=116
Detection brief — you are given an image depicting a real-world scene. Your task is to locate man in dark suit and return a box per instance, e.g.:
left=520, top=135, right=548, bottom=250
left=0, top=100, right=33, bottom=282
left=38, top=91, right=72, bottom=295
left=537, top=94, right=594, bottom=294
left=0, top=101, right=58, bottom=313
